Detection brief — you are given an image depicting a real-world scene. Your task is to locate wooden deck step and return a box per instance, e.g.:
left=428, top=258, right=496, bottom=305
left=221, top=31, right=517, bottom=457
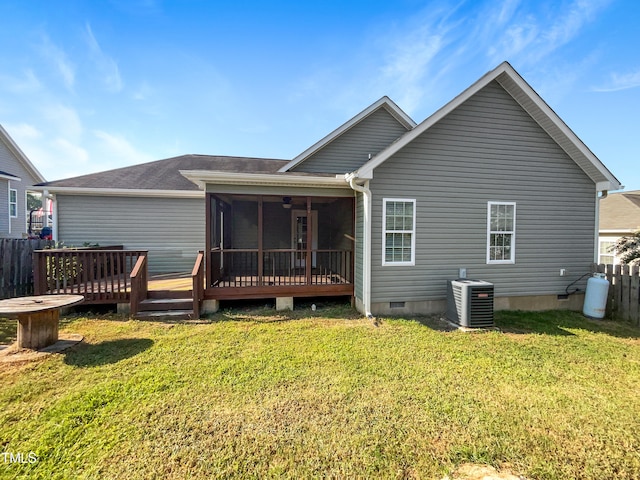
left=135, top=309, right=195, bottom=321
left=147, top=290, right=192, bottom=300
left=140, top=297, right=193, bottom=311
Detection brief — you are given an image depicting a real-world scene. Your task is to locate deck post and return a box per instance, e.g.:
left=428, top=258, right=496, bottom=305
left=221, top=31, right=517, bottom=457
left=258, top=196, right=263, bottom=286
left=306, top=197, right=312, bottom=285
left=205, top=193, right=212, bottom=289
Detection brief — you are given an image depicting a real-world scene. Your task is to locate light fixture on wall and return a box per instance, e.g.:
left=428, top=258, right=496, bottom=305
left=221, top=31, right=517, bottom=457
left=282, top=196, right=292, bottom=209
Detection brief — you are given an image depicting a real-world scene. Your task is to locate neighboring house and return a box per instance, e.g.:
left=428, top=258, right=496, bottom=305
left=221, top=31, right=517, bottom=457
left=598, top=190, right=640, bottom=265
left=37, top=62, right=621, bottom=315
left=0, top=125, right=47, bottom=238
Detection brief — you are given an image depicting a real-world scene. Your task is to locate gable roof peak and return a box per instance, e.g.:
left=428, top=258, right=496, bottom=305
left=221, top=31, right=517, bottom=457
left=354, top=62, right=621, bottom=192
left=278, top=96, right=416, bottom=172
left=0, top=124, right=46, bottom=183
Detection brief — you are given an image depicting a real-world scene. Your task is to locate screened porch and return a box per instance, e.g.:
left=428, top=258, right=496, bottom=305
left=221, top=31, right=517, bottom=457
left=205, top=194, right=355, bottom=300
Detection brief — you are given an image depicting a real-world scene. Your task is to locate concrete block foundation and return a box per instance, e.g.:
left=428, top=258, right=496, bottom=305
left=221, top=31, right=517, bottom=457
left=276, top=297, right=294, bottom=311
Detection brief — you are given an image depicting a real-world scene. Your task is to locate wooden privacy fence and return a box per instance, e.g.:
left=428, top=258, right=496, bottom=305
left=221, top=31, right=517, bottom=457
left=0, top=238, right=53, bottom=299
left=33, top=247, right=148, bottom=304
left=593, top=263, right=640, bottom=325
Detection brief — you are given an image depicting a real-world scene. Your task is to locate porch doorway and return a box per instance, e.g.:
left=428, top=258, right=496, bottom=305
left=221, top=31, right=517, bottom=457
left=292, top=209, right=318, bottom=268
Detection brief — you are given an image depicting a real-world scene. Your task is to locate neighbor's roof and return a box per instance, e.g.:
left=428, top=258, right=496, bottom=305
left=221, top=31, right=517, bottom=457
left=0, top=124, right=46, bottom=183
left=354, top=62, right=622, bottom=192
left=599, top=190, right=640, bottom=232
left=36, top=155, right=290, bottom=194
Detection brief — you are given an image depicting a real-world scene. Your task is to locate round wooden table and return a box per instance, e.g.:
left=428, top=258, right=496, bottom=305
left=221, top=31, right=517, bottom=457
left=0, top=295, right=84, bottom=350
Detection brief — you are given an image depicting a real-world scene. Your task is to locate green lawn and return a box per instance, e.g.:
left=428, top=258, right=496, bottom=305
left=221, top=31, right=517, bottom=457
left=1, top=306, right=639, bottom=479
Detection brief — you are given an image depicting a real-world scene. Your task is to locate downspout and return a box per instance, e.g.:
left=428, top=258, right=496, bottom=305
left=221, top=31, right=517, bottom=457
left=594, top=189, right=609, bottom=263
left=346, top=173, right=373, bottom=318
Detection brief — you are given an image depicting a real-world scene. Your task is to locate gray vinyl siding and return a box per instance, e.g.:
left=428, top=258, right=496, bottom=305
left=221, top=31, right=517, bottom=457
left=0, top=140, right=41, bottom=238
left=292, top=108, right=410, bottom=174
left=354, top=192, right=364, bottom=301
left=369, top=81, right=596, bottom=303
left=56, top=195, right=205, bottom=273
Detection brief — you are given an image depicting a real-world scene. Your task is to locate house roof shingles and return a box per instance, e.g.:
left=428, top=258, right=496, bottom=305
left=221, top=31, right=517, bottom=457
left=38, top=155, right=290, bottom=191
left=599, top=190, right=640, bottom=231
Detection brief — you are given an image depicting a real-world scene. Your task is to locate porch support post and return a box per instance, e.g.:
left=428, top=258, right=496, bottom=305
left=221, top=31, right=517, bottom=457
left=205, top=193, right=212, bottom=288
left=258, top=196, right=264, bottom=286
left=306, top=196, right=312, bottom=285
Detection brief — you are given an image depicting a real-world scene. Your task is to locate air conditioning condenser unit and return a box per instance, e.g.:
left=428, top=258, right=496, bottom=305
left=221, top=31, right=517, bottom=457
left=446, top=279, right=494, bottom=328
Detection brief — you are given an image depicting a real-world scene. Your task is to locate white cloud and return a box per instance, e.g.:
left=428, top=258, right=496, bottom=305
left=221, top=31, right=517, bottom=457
left=85, top=23, right=123, bottom=93
left=132, top=81, right=155, bottom=101
left=488, top=17, right=539, bottom=62
left=377, top=7, right=462, bottom=113
left=53, top=138, right=89, bottom=164
left=592, top=69, right=640, bottom=92
left=94, top=130, right=153, bottom=165
left=42, top=103, right=84, bottom=140
left=489, top=0, right=612, bottom=66
left=3, top=123, right=42, bottom=141
left=0, top=70, right=42, bottom=94
left=39, top=34, right=75, bottom=90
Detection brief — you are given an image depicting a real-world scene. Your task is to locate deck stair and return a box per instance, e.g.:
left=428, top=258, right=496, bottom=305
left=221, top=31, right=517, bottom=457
left=134, top=290, right=196, bottom=321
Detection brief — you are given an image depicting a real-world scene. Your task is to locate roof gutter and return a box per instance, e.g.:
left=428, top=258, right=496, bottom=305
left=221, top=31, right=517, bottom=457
left=180, top=170, right=351, bottom=190
left=345, top=172, right=373, bottom=318
left=0, top=172, right=21, bottom=181
left=29, top=186, right=204, bottom=198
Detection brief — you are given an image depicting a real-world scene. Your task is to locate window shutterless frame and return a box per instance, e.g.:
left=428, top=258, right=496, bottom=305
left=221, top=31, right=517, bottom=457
left=486, top=201, right=516, bottom=264
left=9, top=188, right=18, bottom=218
left=382, top=198, right=416, bottom=266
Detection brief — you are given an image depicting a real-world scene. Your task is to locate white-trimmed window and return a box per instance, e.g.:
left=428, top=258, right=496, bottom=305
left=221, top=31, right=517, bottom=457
left=487, top=201, right=516, bottom=264
left=598, top=240, right=616, bottom=265
left=9, top=189, right=18, bottom=218
left=383, top=198, right=416, bottom=266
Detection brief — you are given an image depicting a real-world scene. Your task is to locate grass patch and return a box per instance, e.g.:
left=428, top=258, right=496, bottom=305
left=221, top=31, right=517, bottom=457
left=1, top=307, right=640, bottom=479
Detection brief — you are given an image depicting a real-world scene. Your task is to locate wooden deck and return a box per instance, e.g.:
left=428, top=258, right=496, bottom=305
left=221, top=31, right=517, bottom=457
left=148, top=272, right=193, bottom=291
left=33, top=248, right=352, bottom=307
left=41, top=272, right=194, bottom=301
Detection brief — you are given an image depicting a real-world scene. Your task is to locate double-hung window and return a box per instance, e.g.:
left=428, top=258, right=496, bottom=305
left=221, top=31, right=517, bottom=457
left=598, top=240, right=616, bottom=265
left=383, top=198, right=416, bottom=266
left=487, top=201, right=516, bottom=264
left=9, top=189, right=18, bottom=218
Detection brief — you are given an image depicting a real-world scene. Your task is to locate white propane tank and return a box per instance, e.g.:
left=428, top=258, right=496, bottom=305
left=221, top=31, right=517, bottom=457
left=583, top=273, right=610, bottom=319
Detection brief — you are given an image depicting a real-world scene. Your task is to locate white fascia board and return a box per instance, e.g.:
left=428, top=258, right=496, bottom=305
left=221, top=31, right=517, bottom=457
left=29, top=185, right=204, bottom=198
left=277, top=96, right=416, bottom=173
left=597, top=181, right=623, bottom=193
left=180, top=170, right=350, bottom=189
left=0, top=173, right=21, bottom=181
left=0, top=124, right=47, bottom=183
left=356, top=62, right=623, bottom=191
left=497, top=67, right=622, bottom=191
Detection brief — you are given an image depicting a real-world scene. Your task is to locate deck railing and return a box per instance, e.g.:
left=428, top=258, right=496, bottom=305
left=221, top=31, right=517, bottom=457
left=130, top=253, right=149, bottom=315
left=192, top=251, right=205, bottom=318
left=209, top=249, right=352, bottom=288
left=33, top=248, right=148, bottom=304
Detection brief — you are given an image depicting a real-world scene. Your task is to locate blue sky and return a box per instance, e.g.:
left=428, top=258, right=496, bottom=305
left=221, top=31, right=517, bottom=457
left=0, top=0, right=638, bottom=190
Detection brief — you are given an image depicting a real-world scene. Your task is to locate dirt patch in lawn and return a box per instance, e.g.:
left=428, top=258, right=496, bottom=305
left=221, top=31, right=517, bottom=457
left=0, top=333, right=83, bottom=367
left=444, top=463, right=526, bottom=480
